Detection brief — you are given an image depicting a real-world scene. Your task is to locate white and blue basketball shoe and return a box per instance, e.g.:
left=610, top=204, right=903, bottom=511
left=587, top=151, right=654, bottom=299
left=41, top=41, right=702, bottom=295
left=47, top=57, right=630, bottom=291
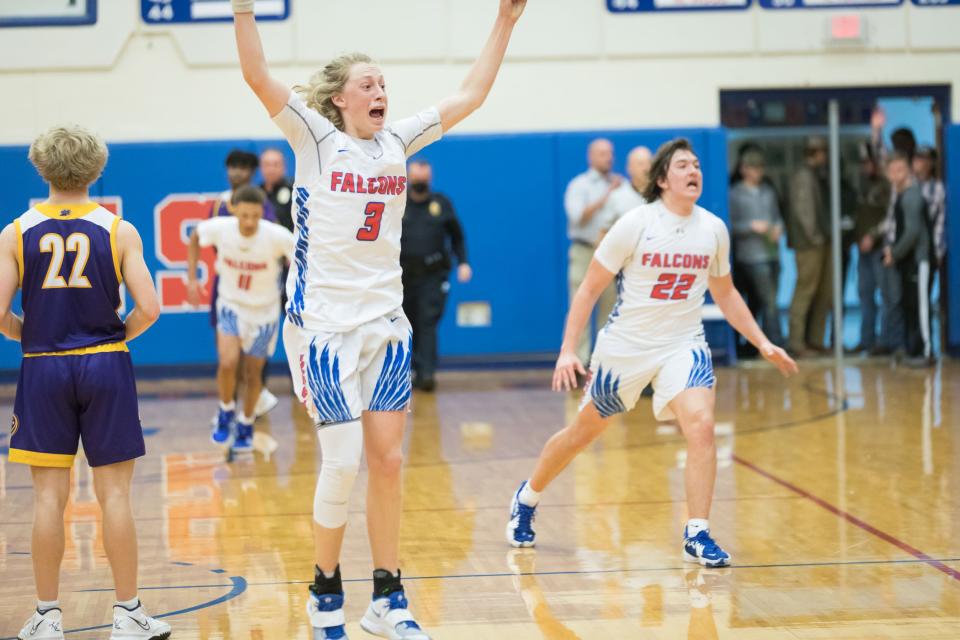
left=506, top=481, right=537, bottom=548
left=682, top=527, right=731, bottom=568
left=307, top=591, right=348, bottom=639
left=232, top=420, right=254, bottom=453
left=17, top=608, right=64, bottom=640
left=360, top=590, right=430, bottom=640
left=211, top=408, right=233, bottom=445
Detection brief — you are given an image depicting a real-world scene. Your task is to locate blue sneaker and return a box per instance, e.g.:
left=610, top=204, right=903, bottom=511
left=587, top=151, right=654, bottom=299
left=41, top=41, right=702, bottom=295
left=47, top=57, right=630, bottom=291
left=211, top=409, right=233, bottom=445
left=506, top=481, right=537, bottom=548
left=232, top=421, right=254, bottom=453
left=360, top=590, right=429, bottom=640
left=306, top=591, right=348, bottom=639
left=683, top=527, right=731, bottom=568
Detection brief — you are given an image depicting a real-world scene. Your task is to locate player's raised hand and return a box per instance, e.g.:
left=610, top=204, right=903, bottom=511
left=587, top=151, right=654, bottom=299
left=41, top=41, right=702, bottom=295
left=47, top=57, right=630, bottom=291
left=759, top=343, right=798, bottom=377
left=500, top=0, right=527, bottom=22
left=553, top=349, right=586, bottom=392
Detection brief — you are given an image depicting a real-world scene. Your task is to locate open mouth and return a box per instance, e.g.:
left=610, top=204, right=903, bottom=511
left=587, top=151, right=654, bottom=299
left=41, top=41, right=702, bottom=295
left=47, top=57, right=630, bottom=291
left=687, top=180, right=700, bottom=188
left=369, top=107, right=385, bottom=122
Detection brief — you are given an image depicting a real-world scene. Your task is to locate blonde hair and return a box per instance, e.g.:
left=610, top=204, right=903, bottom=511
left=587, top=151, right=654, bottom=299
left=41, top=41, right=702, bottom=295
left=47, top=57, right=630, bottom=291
left=28, top=125, right=108, bottom=191
left=294, top=52, right=375, bottom=131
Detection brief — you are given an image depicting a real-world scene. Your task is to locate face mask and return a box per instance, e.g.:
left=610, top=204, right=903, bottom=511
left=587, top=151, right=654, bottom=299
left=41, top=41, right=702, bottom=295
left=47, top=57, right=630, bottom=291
left=409, top=182, right=429, bottom=195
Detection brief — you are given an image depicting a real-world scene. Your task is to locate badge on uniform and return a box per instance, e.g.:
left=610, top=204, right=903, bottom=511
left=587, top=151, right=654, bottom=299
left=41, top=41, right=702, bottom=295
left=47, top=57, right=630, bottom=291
left=10, top=414, right=19, bottom=436
left=429, top=201, right=442, bottom=217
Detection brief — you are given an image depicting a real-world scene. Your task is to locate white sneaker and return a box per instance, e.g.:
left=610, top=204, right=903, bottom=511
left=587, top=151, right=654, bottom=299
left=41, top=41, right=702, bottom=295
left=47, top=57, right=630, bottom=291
left=360, top=591, right=430, bottom=640
left=110, top=602, right=171, bottom=640
left=17, top=609, right=64, bottom=640
left=307, top=591, right=349, bottom=639
left=254, top=388, right=279, bottom=418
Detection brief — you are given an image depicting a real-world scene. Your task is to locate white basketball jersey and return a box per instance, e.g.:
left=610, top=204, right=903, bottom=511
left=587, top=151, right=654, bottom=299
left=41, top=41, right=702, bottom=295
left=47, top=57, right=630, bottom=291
left=196, top=216, right=294, bottom=309
left=594, top=200, right=731, bottom=349
left=273, top=91, right=443, bottom=333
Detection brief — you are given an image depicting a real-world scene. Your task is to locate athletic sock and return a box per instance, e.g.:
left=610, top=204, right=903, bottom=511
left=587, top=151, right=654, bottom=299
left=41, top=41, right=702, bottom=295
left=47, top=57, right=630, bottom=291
left=219, top=400, right=236, bottom=412
left=372, top=568, right=403, bottom=599
left=37, top=599, right=60, bottom=614
left=519, top=480, right=541, bottom=507
left=686, top=518, right=709, bottom=537
left=237, top=412, right=253, bottom=426
left=115, top=596, right=140, bottom=611
left=310, top=564, right=343, bottom=596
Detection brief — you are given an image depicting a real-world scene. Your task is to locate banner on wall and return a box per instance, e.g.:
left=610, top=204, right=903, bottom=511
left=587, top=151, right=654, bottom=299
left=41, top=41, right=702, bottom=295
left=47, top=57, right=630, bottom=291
left=607, top=0, right=750, bottom=12
left=0, top=0, right=97, bottom=27
left=758, top=0, right=902, bottom=7
left=142, top=0, right=290, bottom=24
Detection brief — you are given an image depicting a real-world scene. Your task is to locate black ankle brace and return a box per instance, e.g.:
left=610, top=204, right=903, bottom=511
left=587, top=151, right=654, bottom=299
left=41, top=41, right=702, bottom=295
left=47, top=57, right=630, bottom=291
left=310, top=564, right=343, bottom=596
left=372, top=568, right=403, bottom=598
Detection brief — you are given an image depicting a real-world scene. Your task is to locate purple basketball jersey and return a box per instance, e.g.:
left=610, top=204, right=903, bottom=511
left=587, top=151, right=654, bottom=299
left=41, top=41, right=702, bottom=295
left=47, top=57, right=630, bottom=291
left=15, top=202, right=125, bottom=353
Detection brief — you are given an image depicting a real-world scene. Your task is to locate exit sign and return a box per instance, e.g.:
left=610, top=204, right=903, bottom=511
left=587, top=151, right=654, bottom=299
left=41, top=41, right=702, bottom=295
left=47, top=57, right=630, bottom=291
left=830, top=15, right=863, bottom=40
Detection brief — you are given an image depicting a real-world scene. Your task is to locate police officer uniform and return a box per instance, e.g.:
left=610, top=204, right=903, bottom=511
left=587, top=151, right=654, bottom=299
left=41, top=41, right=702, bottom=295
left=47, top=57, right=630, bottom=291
left=400, top=191, right=468, bottom=391
left=262, top=177, right=294, bottom=233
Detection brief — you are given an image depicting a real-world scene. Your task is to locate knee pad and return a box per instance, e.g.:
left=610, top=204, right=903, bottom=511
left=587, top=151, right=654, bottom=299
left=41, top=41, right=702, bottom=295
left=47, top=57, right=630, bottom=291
left=313, top=420, right=363, bottom=528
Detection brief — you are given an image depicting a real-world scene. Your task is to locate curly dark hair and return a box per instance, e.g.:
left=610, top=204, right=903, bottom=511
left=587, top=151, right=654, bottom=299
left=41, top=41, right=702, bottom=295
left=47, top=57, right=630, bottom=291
left=642, top=138, right=696, bottom=203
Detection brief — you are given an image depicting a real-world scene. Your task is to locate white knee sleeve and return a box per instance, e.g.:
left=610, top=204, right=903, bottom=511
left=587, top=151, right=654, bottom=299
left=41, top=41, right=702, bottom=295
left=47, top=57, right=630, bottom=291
left=313, top=420, right=363, bottom=528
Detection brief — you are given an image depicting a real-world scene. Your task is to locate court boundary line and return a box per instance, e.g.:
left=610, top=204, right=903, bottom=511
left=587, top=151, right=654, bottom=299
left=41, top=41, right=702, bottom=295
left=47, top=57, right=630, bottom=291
left=214, top=555, right=960, bottom=589
left=0, top=575, right=247, bottom=639
left=0, top=377, right=848, bottom=493
left=0, top=494, right=805, bottom=527
left=733, top=454, right=960, bottom=584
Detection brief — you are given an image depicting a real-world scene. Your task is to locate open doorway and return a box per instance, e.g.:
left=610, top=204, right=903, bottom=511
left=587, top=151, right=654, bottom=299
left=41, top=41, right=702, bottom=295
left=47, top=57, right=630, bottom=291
left=720, top=85, right=950, bottom=361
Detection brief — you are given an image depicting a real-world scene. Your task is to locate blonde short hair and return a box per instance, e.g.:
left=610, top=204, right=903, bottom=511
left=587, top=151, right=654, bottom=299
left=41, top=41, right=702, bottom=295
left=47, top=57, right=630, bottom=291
left=28, top=125, right=108, bottom=191
left=294, top=52, right=374, bottom=132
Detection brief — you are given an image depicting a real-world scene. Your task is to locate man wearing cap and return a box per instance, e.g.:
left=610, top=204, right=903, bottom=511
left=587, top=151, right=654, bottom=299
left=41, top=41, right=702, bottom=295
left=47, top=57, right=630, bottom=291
left=730, top=148, right=784, bottom=347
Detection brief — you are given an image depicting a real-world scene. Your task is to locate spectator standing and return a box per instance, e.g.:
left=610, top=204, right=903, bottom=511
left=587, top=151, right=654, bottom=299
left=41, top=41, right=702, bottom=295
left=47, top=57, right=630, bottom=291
left=913, top=147, right=946, bottom=317
left=400, top=160, right=471, bottom=392
left=213, top=149, right=277, bottom=221
left=787, top=137, right=832, bottom=357
left=565, top=139, right=622, bottom=366
left=260, top=147, right=294, bottom=232
left=852, top=144, right=892, bottom=354
left=597, top=145, right=651, bottom=323
left=729, top=149, right=784, bottom=346
left=883, top=152, right=932, bottom=366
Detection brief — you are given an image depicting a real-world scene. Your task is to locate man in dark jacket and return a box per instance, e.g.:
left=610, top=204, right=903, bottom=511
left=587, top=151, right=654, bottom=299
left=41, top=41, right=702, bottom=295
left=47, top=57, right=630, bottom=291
left=883, top=151, right=932, bottom=366
left=852, top=144, right=891, bottom=354
left=787, top=137, right=832, bottom=356
left=401, top=160, right=472, bottom=391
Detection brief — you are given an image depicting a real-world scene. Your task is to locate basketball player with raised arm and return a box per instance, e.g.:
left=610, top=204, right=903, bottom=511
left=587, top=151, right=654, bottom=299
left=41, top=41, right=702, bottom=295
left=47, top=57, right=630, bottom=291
left=1, top=125, right=169, bottom=639
left=507, top=139, right=798, bottom=568
left=186, top=185, right=294, bottom=453
left=231, top=1, right=526, bottom=637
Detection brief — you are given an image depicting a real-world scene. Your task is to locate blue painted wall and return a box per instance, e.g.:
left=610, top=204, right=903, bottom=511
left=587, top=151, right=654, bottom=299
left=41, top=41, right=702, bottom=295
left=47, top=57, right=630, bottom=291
left=0, top=128, right=730, bottom=372
left=948, top=124, right=960, bottom=355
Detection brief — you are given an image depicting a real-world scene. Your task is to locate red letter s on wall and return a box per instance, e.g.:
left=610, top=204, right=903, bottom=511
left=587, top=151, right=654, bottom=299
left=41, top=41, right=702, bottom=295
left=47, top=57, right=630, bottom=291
left=154, top=194, right=218, bottom=312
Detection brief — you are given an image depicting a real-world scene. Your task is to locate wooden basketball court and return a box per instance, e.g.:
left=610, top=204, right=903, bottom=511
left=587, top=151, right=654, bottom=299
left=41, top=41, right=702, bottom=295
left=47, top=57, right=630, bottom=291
left=1, top=360, right=958, bottom=639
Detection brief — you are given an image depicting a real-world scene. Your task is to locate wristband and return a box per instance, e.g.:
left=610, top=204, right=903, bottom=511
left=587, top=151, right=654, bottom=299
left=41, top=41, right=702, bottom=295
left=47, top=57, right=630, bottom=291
left=231, top=0, right=255, bottom=13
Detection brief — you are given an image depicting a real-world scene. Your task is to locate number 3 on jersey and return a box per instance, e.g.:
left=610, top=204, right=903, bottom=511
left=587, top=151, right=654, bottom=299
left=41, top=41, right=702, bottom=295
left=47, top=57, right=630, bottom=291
left=651, top=273, right=695, bottom=300
left=357, top=202, right=385, bottom=241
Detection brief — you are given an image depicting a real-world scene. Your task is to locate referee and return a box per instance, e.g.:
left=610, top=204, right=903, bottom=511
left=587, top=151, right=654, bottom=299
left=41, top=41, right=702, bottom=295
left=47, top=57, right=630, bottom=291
left=401, top=159, right=471, bottom=392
